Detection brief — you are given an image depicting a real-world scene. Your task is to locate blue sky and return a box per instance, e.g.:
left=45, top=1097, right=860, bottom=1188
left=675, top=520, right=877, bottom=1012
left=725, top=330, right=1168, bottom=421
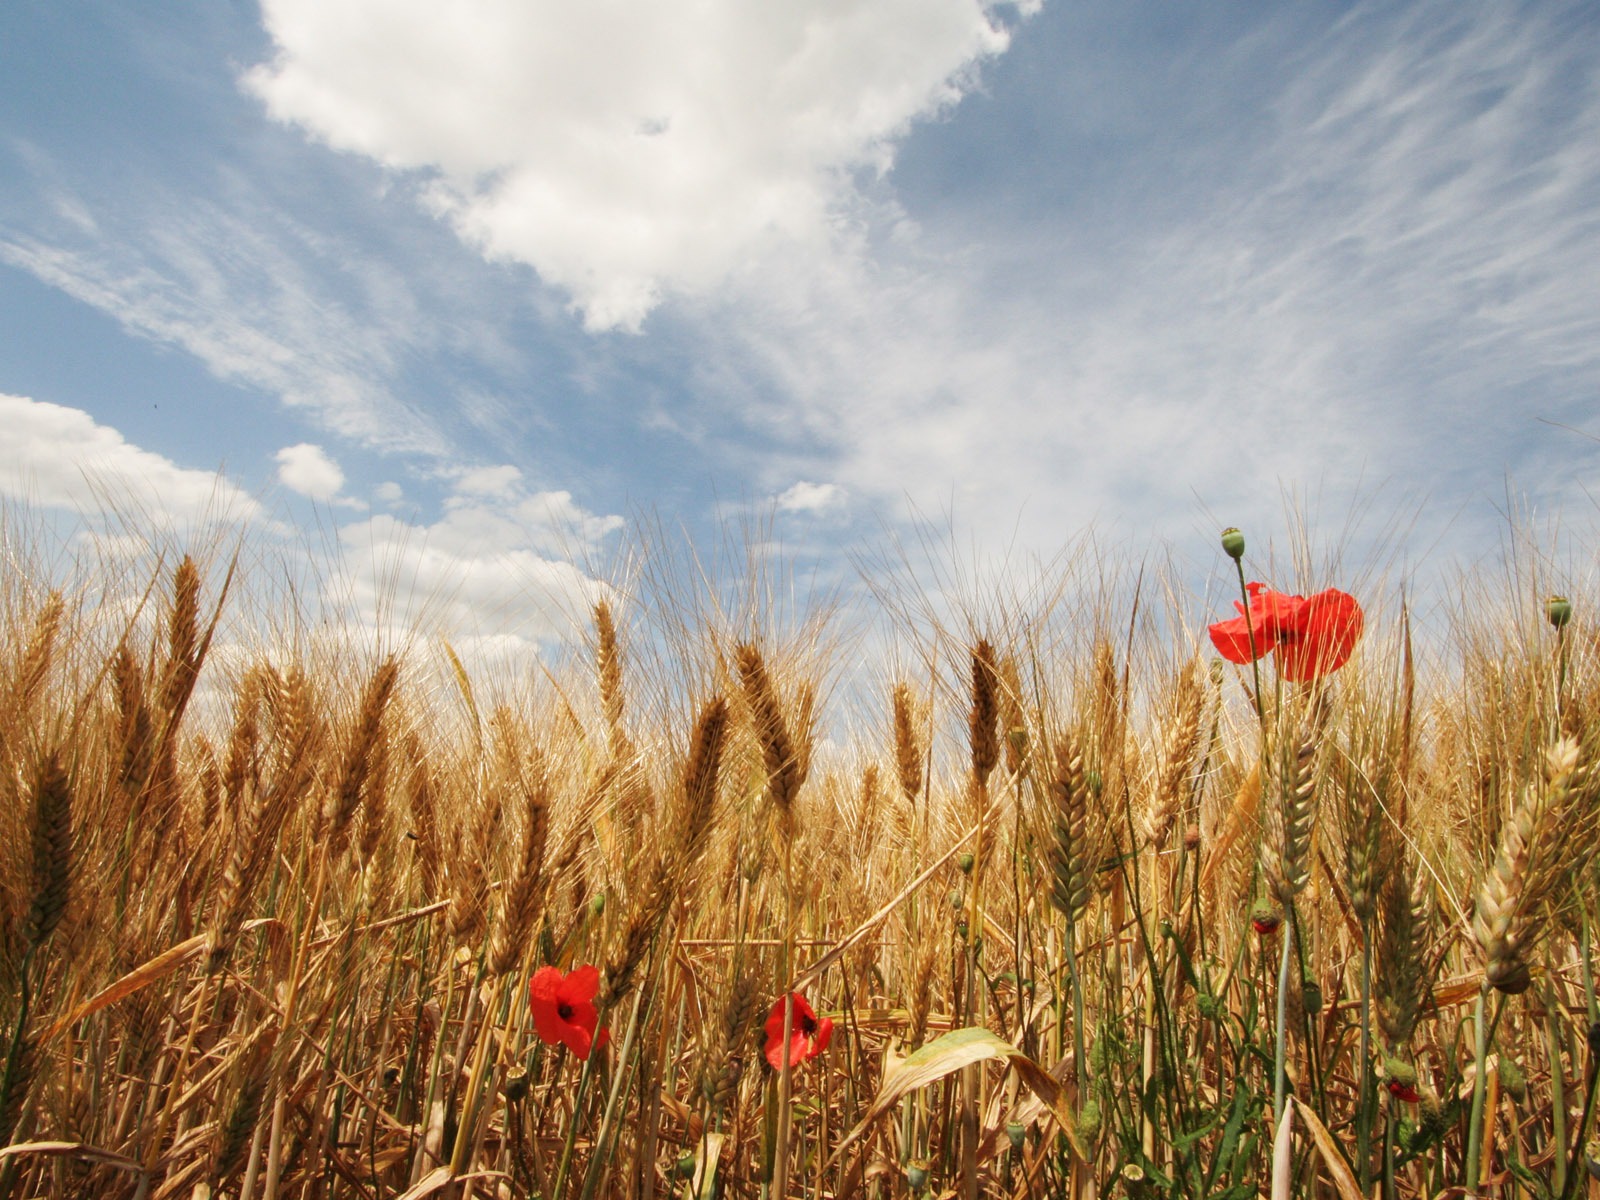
left=3, top=0, right=1598, bottom=659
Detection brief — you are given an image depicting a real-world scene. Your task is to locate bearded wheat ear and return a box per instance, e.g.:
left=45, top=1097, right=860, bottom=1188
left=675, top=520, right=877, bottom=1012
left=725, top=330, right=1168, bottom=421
left=1265, top=716, right=1322, bottom=909
left=890, top=681, right=926, bottom=852
left=1340, top=749, right=1388, bottom=929
left=1147, top=659, right=1205, bottom=853
left=1048, top=736, right=1097, bottom=923
left=604, top=696, right=729, bottom=1010
left=1472, top=737, right=1591, bottom=993
left=736, top=642, right=806, bottom=819
left=26, top=750, right=72, bottom=951
left=594, top=600, right=628, bottom=757
left=325, top=657, right=399, bottom=852
left=489, top=746, right=551, bottom=979
left=8, top=591, right=64, bottom=725
left=1376, top=853, right=1432, bottom=1050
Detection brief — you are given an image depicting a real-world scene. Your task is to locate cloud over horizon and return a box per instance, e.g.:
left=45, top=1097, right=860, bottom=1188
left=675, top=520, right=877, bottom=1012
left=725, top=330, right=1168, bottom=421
left=247, top=0, right=1037, bottom=331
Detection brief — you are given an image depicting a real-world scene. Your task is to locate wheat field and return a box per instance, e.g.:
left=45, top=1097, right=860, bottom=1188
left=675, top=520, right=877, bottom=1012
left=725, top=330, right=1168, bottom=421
left=1, top=523, right=1597, bottom=1199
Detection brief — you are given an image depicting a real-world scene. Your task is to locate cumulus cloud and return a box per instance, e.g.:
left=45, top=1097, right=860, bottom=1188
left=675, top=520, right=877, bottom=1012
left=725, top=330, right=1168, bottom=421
left=328, top=474, right=625, bottom=666
left=0, top=392, right=260, bottom=524
left=246, top=0, right=1031, bottom=331
left=275, top=442, right=345, bottom=500
left=776, top=481, right=846, bottom=514
left=454, top=464, right=523, bottom=498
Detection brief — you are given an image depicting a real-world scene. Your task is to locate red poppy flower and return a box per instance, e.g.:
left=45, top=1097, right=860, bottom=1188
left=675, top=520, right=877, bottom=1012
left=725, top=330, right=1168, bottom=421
left=764, top=992, right=833, bottom=1070
left=1250, top=909, right=1283, bottom=937
left=529, top=964, right=609, bottom=1060
left=1387, top=1079, right=1421, bottom=1104
left=1208, top=583, right=1363, bottom=682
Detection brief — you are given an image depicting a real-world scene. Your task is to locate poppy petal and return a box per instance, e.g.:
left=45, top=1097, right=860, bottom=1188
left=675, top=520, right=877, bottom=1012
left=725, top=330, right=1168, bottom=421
left=529, top=967, right=569, bottom=1047
left=1277, top=589, right=1363, bottom=681
left=561, top=963, right=601, bottom=1003
left=1208, top=615, right=1264, bottom=663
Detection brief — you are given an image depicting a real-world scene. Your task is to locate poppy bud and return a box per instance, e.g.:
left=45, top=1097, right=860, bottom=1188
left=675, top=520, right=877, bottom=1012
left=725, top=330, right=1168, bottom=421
left=1548, top=595, right=1573, bottom=629
left=1383, top=1057, right=1419, bottom=1104
left=675, top=1153, right=696, bottom=1179
left=957, top=851, right=975, bottom=875
left=1077, top=1098, right=1102, bottom=1142
left=590, top=892, right=607, bottom=916
left=1250, top=902, right=1282, bottom=936
left=1220, top=528, right=1246, bottom=561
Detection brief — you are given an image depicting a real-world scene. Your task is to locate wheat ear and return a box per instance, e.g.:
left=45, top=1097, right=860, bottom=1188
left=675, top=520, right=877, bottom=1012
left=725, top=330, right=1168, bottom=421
left=1472, top=737, right=1590, bottom=993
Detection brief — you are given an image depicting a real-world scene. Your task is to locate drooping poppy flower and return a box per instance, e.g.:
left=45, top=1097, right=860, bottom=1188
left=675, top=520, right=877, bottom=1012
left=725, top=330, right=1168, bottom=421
left=1208, top=583, right=1363, bottom=682
left=1387, top=1079, right=1421, bottom=1104
left=529, top=964, right=609, bottom=1060
left=763, top=992, right=833, bottom=1070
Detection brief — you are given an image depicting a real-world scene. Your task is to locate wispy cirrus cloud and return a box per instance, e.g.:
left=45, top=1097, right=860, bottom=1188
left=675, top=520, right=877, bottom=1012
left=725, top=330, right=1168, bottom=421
left=677, top=1, right=1600, bottom=566
left=0, top=179, right=449, bottom=456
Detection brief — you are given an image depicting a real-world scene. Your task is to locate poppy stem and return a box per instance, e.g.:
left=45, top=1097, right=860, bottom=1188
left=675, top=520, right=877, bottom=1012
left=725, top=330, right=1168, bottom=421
left=1231, top=559, right=1266, bottom=727
left=1272, top=906, right=1293, bottom=1127
left=771, top=839, right=796, bottom=1198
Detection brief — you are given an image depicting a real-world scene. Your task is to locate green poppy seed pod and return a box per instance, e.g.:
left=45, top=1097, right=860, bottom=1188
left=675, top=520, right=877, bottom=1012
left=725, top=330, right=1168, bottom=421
left=1006, top=1121, right=1026, bottom=1152
left=957, top=851, right=975, bottom=875
left=1548, top=595, right=1573, bottom=629
left=1301, top=977, right=1322, bottom=1016
left=906, top=1162, right=930, bottom=1191
left=502, top=1069, right=529, bottom=1102
left=675, top=1153, right=696, bottom=1180
left=1220, top=527, right=1246, bottom=560
left=590, top=892, right=607, bottom=917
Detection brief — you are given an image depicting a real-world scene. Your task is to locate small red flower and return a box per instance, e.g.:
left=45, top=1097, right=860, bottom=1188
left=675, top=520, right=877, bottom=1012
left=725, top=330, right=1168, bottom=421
left=764, top=992, right=833, bottom=1070
left=1251, top=910, right=1282, bottom=937
left=1387, top=1079, right=1421, bottom=1104
left=529, top=964, right=609, bottom=1060
left=1208, top=583, right=1363, bottom=682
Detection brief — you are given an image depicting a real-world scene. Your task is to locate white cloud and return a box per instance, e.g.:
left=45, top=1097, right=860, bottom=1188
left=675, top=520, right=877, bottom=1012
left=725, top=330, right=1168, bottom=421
left=454, top=464, right=523, bottom=498
left=0, top=392, right=261, bottom=525
left=246, top=0, right=1028, bottom=331
left=374, top=480, right=404, bottom=505
left=0, top=187, right=451, bottom=456
left=678, top=2, right=1600, bottom=566
left=327, top=483, right=625, bottom=668
left=776, top=481, right=846, bottom=514
left=275, top=442, right=345, bottom=500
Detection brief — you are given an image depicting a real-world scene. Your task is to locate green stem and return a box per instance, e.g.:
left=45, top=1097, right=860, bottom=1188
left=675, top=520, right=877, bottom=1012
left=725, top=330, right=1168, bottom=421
left=1232, top=560, right=1265, bottom=726
left=1273, top=911, right=1293, bottom=1125
left=1356, top=935, right=1374, bottom=1197
left=1547, top=980, right=1569, bottom=1197
left=1465, top=983, right=1491, bottom=1196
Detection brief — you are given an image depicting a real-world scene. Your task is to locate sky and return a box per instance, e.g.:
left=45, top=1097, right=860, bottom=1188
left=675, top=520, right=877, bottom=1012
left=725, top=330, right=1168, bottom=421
left=2, top=0, right=1598, bottom=663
